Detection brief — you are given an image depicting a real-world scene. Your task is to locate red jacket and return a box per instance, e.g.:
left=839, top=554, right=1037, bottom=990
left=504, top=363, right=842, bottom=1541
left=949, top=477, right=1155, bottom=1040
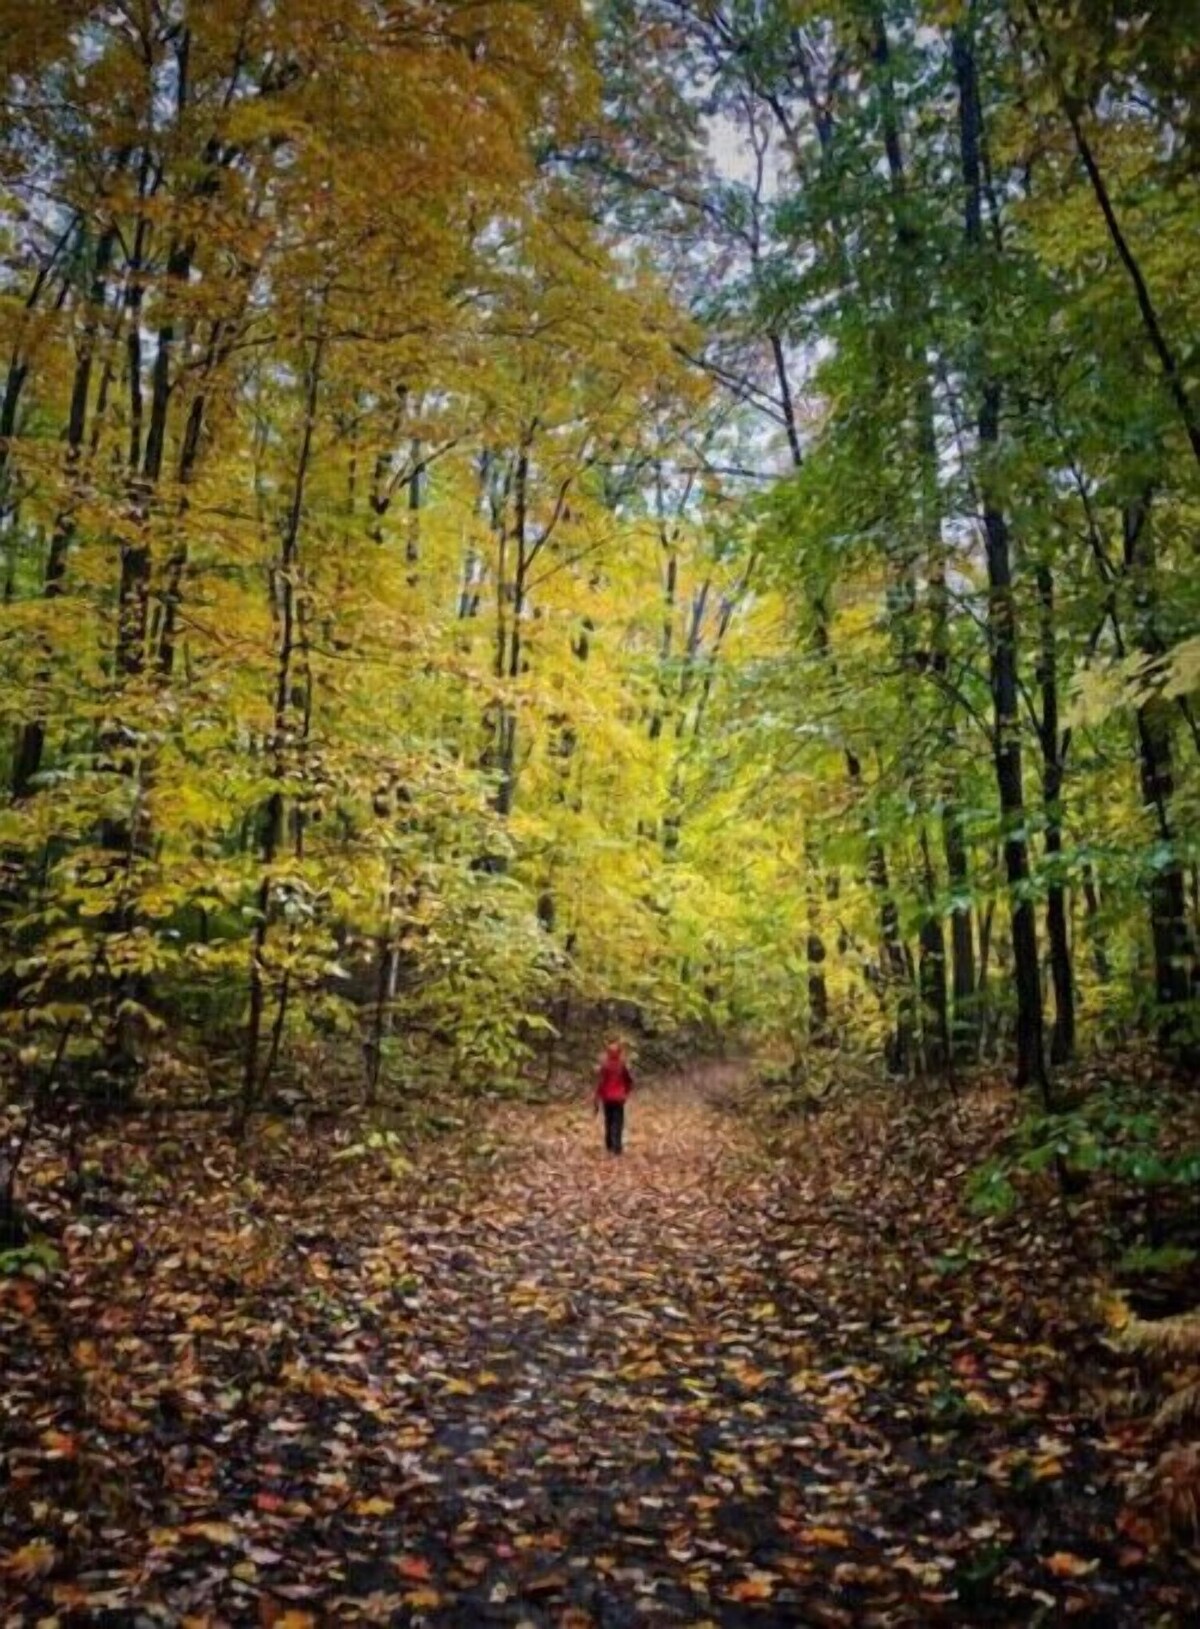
left=595, top=1057, right=633, bottom=1105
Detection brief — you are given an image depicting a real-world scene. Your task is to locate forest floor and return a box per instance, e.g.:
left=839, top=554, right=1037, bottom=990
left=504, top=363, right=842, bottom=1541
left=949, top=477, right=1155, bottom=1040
left=2, top=1064, right=1199, bottom=1625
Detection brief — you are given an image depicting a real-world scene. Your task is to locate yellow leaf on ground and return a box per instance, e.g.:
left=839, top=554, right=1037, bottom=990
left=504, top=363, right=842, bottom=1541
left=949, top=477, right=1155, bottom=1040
left=352, top=1496, right=394, bottom=1517
left=798, top=1525, right=851, bottom=1548
left=182, top=1520, right=240, bottom=1545
left=2, top=1539, right=57, bottom=1580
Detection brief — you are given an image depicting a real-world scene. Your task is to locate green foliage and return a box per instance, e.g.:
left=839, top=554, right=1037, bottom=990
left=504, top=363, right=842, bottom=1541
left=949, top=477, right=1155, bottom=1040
left=1117, top=1243, right=1198, bottom=1277
left=970, top=1090, right=1200, bottom=1223
left=332, top=1129, right=414, bottom=1181
left=0, top=1238, right=61, bottom=1280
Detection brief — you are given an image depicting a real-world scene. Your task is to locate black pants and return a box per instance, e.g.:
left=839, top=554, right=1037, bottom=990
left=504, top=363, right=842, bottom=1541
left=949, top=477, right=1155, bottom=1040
left=603, top=1101, right=625, bottom=1154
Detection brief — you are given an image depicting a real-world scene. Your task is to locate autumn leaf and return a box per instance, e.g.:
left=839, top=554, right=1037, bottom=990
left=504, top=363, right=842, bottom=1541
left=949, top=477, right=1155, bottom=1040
left=182, top=1520, right=241, bottom=1546
left=39, top=1428, right=77, bottom=1458
left=351, top=1495, right=393, bottom=1517
left=1045, top=1552, right=1100, bottom=1580
left=2, top=1540, right=56, bottom=1581
left=797, top=1526, right=851, bottom=1549
left=725, top=1569, right=778, bottom=1601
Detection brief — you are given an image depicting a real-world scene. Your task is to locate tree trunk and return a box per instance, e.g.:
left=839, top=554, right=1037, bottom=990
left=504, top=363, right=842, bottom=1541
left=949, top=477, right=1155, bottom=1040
left=849, top=750, right=914, bottom=1074
left=918, top=827, right=950, bottom=1074
left=366, top=931, right=400, bottom=1107
left=1036, top=561, right=1075, bottom=1064
left=871, top=7, right=963, bottom=1075
left=241, top=332, right=324, bottom=1131
left=1122, top=496, right=1199, bottom=1057
left=806, top=845, right=829, bottom=1044
left=953, top=26, right=1047, bottom=1095
left=12, top=223, right=120, bottom=797
left=765, top=318, right=830, bottom=1037
left=1081, top=862, right=1112, bottom=984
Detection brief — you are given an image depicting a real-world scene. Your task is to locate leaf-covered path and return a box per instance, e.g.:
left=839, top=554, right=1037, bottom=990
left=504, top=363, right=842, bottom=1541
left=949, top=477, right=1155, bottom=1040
left=2, top=1073, right=1196, bottom=1623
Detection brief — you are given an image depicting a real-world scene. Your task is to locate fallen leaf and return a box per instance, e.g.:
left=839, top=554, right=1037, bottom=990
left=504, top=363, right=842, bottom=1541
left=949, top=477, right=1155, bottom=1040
left=798, top=1526, right=851, bottom=1548
left=2, top=1540, right=57, bottom=1581
left=182, top=1520, right=240, bottom=1546
left=1045, top=1552, right=1100, bottom=1580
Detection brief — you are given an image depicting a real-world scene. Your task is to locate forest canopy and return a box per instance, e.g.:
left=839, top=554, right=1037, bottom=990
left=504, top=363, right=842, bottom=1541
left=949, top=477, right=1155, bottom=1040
left=0, top=0, right=1196, bottom=1119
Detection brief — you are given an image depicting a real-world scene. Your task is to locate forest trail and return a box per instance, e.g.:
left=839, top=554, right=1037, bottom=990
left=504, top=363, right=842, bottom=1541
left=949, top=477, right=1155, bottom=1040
left=2, top=1071, right=1195, bottom=1624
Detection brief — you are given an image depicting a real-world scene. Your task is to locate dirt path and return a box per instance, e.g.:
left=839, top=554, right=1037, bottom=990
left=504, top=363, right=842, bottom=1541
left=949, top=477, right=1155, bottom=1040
left=2, top=1073, right=1196, bottom=1623
left=339, top=1077, right=839, bottom=1625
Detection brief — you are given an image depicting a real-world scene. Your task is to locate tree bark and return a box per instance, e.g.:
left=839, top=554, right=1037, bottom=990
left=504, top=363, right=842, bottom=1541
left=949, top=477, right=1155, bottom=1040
left=763, top=306, right=830, bottom=1041
left=242, top=331, right=324, bottom=1131
left=1036, top=561, right=1075, bottom=1064
left=848, top=747, right=914, bottom=1074
left=12, top=223, right=120, bottom=797
left=1122, top=496, right=1199, bottom=1057
left=1081, top=862, right=1112, bottom=984
left=871, top=7, right=960, bottom=1072
left=918, top=827, right=950, bottom=1074
left=953, top=25, right=1047, bottom=1095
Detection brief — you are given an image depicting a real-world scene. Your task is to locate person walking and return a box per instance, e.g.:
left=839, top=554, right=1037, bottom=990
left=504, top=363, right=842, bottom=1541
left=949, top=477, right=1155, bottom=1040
left=594, top=1040, right=633, bottom=1155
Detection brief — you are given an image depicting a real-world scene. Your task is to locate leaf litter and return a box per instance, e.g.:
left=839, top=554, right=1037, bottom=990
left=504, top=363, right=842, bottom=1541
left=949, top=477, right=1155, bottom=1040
left=2, top=1071, right=1198, bottom=1624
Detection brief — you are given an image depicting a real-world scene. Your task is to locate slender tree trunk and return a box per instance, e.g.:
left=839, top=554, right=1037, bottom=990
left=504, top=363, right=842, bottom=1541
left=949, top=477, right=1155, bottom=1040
left=765, top=322, right=830, bottom=1039
left=977, top=895, right=996, bottom=1060
left=1081, top=862, right=1112, bottom=984
left=494, top=444, right=529, bottom=821
left=117, top=234, right=193, bottom=684
left=12, top=224, right=120, bottom=797
left=157, top=305, right=250, bottom=674
left=848, top=748, right=914, bottom=1074
left=918, top=826, right=950, bottom=1073
left=648, top=462, right=680, bottom=744
left=1036, top=562, right=1075, bottom=1064
left=405, top=440, right=422, bottom=585
left=942, top=801, right=977, bottom=1051
left=367, top=927, right=401, bottom=1107
left=98, top=35, right=207, bottom=1057
left=924, top=405, right=977, bottom=1059
left=241, top=332, right=324, bottom=1131
left=953, top=26, right=1047, bottom=1095
left=806, top=862, right=830, bottom=1044
left=871, top=8, right=959, bottom=1074
left=0, top=212, right=78, bottom=508
left=1121, top=496, right=1199, bottom=1056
